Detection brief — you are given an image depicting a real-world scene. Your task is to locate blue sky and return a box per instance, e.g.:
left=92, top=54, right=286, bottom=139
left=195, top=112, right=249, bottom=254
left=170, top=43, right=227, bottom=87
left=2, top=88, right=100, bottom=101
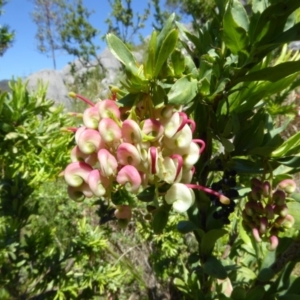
left=0, top=0, right=158, bottom=80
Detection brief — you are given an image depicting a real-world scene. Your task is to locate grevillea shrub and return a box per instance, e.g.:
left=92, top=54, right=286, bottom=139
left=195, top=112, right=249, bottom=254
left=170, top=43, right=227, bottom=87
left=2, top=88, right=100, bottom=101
left=63, top=1, right=300, bottom=299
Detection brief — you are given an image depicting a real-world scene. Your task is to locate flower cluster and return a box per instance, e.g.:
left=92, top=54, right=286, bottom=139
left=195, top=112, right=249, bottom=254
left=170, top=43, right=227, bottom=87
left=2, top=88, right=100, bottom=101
left=242, top=178, right=296, bottom=250
left=63, top=93, right=210, bottom=214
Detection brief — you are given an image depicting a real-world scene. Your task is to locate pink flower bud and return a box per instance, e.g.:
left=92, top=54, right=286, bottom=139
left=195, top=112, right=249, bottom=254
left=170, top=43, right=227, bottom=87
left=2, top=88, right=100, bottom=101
left=251, top=178, right=263, bottom=189
left=70, top=146, right=98, bottom=166
left=67, top=183, right=93, bottom=201
left=82, top=106, right=100, bottom=129
left=97, top=149, right=118, bottom=178
left=117, top=143, right=141, bottom=167
left=264, top=204, right=274, bottom=219
left=116, top=165, right=142, bottom=194
left=121, top=119, right=142, bottom=144
left=64, top=162, right=93, bottom=187
left=273, top=204, right=288, bottom=217
left=259, top=217, right=268, bottom=234
left=165, top=183, right=195, bottom=213
left=114, top=205, right=132, bottom=220
left=97, top=99, right=121, bottom=119
left=262, top=181, right=271, bottom=197
left=251, top=185, right=263, bottom=201
left=141, top=119, right=164, bottom=142
left=75, top=126, right=87, bottom=144
left=77, top=129, right=103, bottom=154
left=88, top=169, right=110, bottom=197
left=272, top=190, right=286, bottom=206
left=268, top=235, right=279, bottom=251
left=98, top=118, right=122, bottom=143
left=278, top=179, right=297, bottom=194
left=252, top=227, right=262, bottom=242
left=274, top=214, right=295, bottom=229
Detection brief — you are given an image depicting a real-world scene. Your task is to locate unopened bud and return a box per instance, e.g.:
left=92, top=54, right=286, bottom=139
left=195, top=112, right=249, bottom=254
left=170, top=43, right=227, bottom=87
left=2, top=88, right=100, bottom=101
left=259, top=217, right=268, bottom=234
left=252, top=227, right=262, bottom=242
left=275, top=214, right=295, bottom=229
left=272, top=190, right=286, bottom=206
left=251, top=178, right=263, bottom=189
left=268, top=235, right=279, bottom=251
left=264, top=204, right=274, bottom=219
left=114, top=205, right=132, bottom=220
left=278, top=179, right=297, bottom=194
left=273, top=204, right=288, bottom=217
left=245, top=202, right=255, bottom=216
left=262, top=181, right=271, bottom=197
left=251, top=186, right=263, bottom=201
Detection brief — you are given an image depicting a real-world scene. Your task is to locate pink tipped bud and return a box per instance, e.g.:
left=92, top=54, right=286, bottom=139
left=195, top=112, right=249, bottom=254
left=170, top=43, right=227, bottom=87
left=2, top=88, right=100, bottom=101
left=114, top=205, right=132, bottom=220
left=259, top=217, right=268, bottom=234
left=275, top=214, right=295, bottom=229
left=148, top=146, right=158, bottom=175
left=268, top=235, right=279, bottom=251
left=262, top=181, right=271, bottom=197
left=117, top=143, right=141, bottom=167
left=219, top=195, right=231, bottom=205
left=98, top=118, right=122, bottom=143
left=251, top=178, right=263, bottom=189
left=67, top=183, right=93, bottom=201
left=264, top=204, right=274, bottom=219
left=272, top=190, right=286, bottom=206
left=274, top=204, right=288, bottom=217
left=121, top=119, right=142, bottom=144
left=88, top=169, right=110, bottom=197
left=278, top=179, right=297, bottom=194
left=77, top=129, right=103, bottom=154
left=252, top=227, right=262, bottom=242
left=97, top=149, right=118, bottom=178
left=116, top=165, right=142, bottom=194
left=64, top=162, right=93, bottom=187
left=251, top=185, right=263, bottom=201
left=70, top=146, right=98, bottom=166
left=82, top=106, right=100, bottom=129
left=97, top=99, right=121, bottom=119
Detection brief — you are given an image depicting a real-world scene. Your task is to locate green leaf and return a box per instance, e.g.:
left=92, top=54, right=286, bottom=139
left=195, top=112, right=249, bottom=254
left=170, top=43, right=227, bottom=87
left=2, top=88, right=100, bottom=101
left=286, top=202, right=300, bottom=230
left=177, top=220, right=199, bottom=234
left=231, top=286, right=246, bottom=300
left=151, top=207, right=170, bottom=234
left=203, top=256, right=227, bottom=279
left=171, top=49, right=185, bottom=76
left=237, top=61, right=300, bottom=83
left=145, top=30, right=157, bottom=79
left=153, top=29, right=178, bottom=77
left=117, top=93, right=138, bottom=107
left=257, top=250, right=276, bottom=282
left=201, top=229, right=227, bottom=256
left=152, top=82, right=167, bottom=107
left=106, top=33, right=138, bottom=75
left=223, top=0, right=249, bottom=55
left=136, top=186, right=155, bottom=202
left=246, top=286, right=265, bottom=300
left=167, top=76, right=198, bottom=105
left=156, top=13, right=175, bottom=52
left=272, top=131, right=300, bottom=157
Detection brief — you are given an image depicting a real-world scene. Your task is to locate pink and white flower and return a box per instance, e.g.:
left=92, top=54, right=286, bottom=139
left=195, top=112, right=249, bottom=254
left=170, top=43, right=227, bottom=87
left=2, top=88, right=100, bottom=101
left=116, top=165, right=142, bottom=193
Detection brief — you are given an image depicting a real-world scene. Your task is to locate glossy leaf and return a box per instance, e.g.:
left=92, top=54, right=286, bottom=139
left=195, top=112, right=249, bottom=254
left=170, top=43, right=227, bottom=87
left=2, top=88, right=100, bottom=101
left=257, top=250, right=276, bottom=282
left=177, top=220, right=199, bottom=234
left=223, top=0, right=249, bottom=55
left=153, top=29, right=178, bottom=77
left=272, top=131, right=300, bottom=157
left=151, top=207, right=170, bottom=234
left=106, top=33, right=138, bottom=75
left=246, top=286, right=265, bottom=300
left=236, top=61, right=300, bottom=83
left=144, top=30, right=157, bottom=79
left=201, top=229, right=227, bottom=256
left=286, top=202, right=300, bottom=230
left=167, top=76, right=198, bottom=105
left=203, top=256, right=227, bottom=279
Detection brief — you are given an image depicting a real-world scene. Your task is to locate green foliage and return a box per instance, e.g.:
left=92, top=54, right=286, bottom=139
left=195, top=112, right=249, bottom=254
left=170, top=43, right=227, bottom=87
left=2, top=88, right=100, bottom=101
left=0, top=0, right=14, bottom=56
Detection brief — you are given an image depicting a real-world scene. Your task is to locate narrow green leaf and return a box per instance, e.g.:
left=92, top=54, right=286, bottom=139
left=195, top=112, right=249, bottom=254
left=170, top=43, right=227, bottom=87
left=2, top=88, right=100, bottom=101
left=272, top=130, right=300, bottom=157
left=237, top=61, right=300, bottom=83
left=203, top=256, right=227, bottom=279
left=201, top=229, right=227, bottom=256
left=106, top=33, right=138, bottom=75
left=136, top=186, right=155, bottom=202
left=156, top=13, right=175, bottom=51
left=167, top=76, right=198, bottom=105
left=145, top=31, right=157, bottom=79
left=257, top=250, right=276, bottom=282
left=152, top=207, right=169, bottom=234
left=153, top=29, right=178, bottom=77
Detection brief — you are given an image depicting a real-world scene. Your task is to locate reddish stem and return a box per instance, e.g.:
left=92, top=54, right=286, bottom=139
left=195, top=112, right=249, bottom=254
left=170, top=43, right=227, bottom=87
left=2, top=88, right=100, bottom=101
left=69, top=92, right=95, bottom=107
left=186, top=119, right=196, bottom=133
left=176, top=112, right=188, bottom=133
